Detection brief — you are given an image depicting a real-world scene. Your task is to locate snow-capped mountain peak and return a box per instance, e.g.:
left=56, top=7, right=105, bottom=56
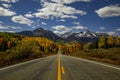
left=61, top=31, right=74, bottom=38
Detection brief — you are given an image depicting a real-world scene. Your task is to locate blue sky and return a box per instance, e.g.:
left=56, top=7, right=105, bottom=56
left=0, top=0, right=120, bottom=35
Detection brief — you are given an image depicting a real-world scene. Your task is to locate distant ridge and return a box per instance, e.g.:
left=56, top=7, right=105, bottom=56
left=17, top=27, right=109, bottom=43
left=61, top=30, right=109, bottom=43
left=17, top=27, right=61, bottom=41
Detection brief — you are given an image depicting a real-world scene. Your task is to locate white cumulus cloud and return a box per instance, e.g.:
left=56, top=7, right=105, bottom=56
left=0, top=0, right=19, bottom=3
left=52, top=25, right=72, bottom=35
left=0, top=24, right=9, bottom=30
left=52, top=0, right=92, bottom=4
left=8, top=26, right=21, bottom=29
left=6, top=31, right=16, bottom=33
left=100, top=27, right=105, bottom=30
left=2, top=3, right=12, bottom=8
left=0, top=7, right=16, bottom=16
left=41, top=0, right=92, bottom=4
left=11, top=15, right=33, bottom=26
left=24, top=13, right=34, bottom=18
left=95, top=4, right=120, bottom=18
left=56, top=19, right=66, bottom=22
left=73, top=25, right=87, bottom=30
left=34, top=2, right=86, bottom=19
left=0, top=21, right=3, bottom=24
left=53, top=30, right=69, bottom=35
left=107, top=32, right=116, bottom=35
left=115, top=28, right=120, bottom=31
left=73, top=22, right=80, bottom=25
left=0, top=23, right=21, bottom=30
left=52, top=25, right=71, bottom=31
left=41, top=22, right=47, bottom=25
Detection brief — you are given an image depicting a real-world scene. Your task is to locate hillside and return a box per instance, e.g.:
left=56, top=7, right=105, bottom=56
left=17, top=28, right=62, bottom=41
left=0, top=32, right=58, bottom=67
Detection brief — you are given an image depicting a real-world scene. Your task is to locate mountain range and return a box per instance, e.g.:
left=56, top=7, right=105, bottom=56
left=17, top=27, right=108, bottom=43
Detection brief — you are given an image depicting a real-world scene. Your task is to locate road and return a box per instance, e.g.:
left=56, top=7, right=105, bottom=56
left=0, top=54, right=120, bottom=80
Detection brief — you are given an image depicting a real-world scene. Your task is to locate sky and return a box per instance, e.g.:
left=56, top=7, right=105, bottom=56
left=0, top=0, right=120, bottom=35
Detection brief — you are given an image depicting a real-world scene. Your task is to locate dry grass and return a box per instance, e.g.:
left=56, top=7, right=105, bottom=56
left=69, top=48, right=120, bottom=65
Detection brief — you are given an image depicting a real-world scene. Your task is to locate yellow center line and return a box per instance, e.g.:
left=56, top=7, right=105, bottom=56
left=62, top=66, right=65, bottom=75
left=58, top=55, right=61, bottom=80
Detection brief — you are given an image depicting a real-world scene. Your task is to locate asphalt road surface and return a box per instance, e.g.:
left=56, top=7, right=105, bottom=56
left=0, top=53, right=120, bottom=80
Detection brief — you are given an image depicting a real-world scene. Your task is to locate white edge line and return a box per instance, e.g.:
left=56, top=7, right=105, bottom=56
left=68, top=55, right=120, bottom=70
left=0, top=55, right=55, bottom=71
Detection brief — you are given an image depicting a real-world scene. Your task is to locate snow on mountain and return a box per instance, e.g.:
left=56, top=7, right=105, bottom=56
left=61, top=31, right=74, bottom=38
left=62, top=30, right=98, bottom=38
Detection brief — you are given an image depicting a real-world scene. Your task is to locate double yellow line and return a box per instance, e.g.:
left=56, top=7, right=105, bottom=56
left=58, top=55, right=65, bottom=80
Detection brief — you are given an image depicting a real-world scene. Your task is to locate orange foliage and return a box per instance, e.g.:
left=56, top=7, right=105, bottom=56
left=60, top=42, right=83, bottom=54
left=7, top=41, right=11, bottom=49
left=68, top=47, right=73, bottom=53
left=75, top=43, right=83, bottom=50
left=0, top=38, right=4, bottom=45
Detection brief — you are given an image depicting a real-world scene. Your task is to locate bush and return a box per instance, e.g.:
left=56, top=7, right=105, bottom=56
left=6, top=40, right=41, bottom=61
left=66, top=48, right=120, bottom=65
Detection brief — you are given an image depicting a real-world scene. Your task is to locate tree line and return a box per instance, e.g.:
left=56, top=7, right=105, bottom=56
left=59, top=35, right=120, bottom=54
left=59, top=41, right=83, bottom=54
left=84, top=35, right=120, bottom=51
left=0, top=32, right=22, bottom=51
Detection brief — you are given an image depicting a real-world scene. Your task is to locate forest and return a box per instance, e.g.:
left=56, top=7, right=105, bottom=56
left=0, top=32, right=120, bottom=67
left=60, top=35, right=120, bottom=65
left=0, top=32, right=58, bottom=67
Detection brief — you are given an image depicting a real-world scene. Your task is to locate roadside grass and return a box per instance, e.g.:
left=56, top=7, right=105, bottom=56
left=69, top=48, right=120, bottom=65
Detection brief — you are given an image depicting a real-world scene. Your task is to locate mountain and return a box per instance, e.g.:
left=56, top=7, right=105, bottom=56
left=61, top=30, right=108, bottom=43
left=17, top=28, right=108, bottom=43
left=61, top=31, right=74, bottom=39
left=17, top=28, right=61, bottom=41
left=33, top=28, right=62, bottom=41
left=74, top=30, right=97, bottom=38
left=17, top=31, right=34, bottom=36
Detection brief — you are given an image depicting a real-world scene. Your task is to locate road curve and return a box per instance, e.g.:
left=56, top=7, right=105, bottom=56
left=0, top=54, right=120, bottom=80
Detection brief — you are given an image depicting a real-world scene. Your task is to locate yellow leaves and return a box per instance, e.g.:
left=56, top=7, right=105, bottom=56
left=21, top=37, right=58, bottom=54
left=60, top=42, right=83, bottom=54
left=3, top=36, right=58, bottom=62
left=115, top=36, right=120, bottom=46
left=98, top=36, right=107, bottom=48
left=107, top=35, right=114, bottom=47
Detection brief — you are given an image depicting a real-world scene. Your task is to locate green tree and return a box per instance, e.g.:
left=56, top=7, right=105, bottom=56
left=115, top=36, right=120, bottom=47
left=84, top=42, right=93, bottom=51
left=98, top=36, right=107, bottom=48
left=107, top=35, right=114, bottom=48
